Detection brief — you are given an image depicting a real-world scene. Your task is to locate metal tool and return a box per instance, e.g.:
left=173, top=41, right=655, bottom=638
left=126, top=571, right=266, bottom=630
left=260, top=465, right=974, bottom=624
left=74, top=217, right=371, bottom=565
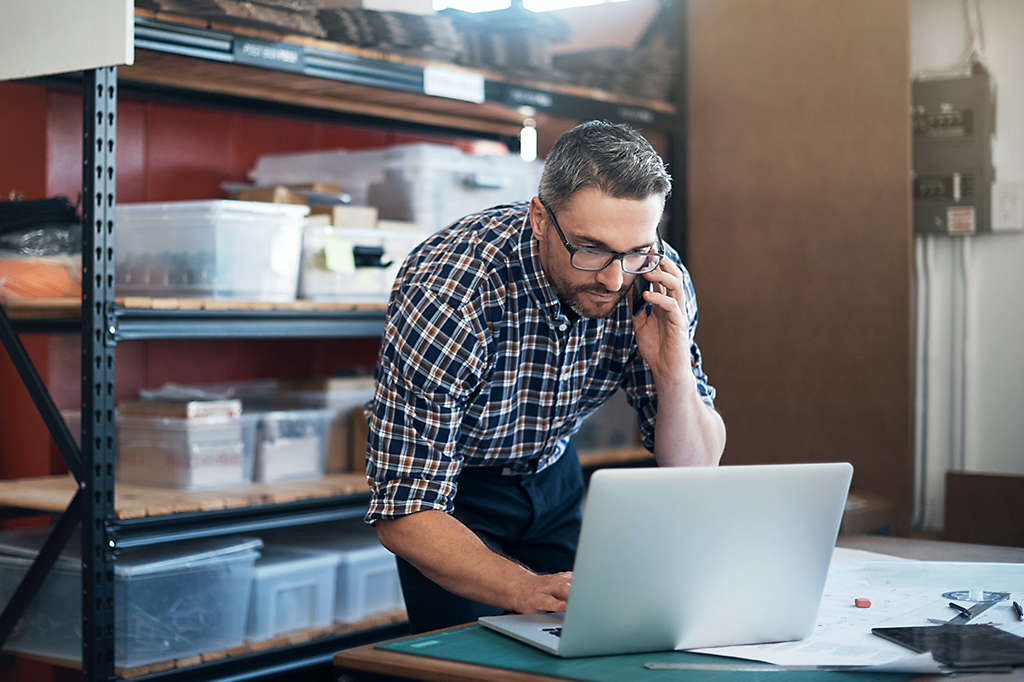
left=945, top=600, right=999, bottom=624
left=644, top=662, right=899, bottom=673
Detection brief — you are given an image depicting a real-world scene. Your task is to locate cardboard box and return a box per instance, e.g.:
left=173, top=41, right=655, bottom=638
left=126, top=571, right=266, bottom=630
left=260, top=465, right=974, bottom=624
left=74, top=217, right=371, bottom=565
left=233, top=186, right=307, bottom=205
left=309, top=205, right=378, bottom=229
left=285, top=181, right=342, bottom=195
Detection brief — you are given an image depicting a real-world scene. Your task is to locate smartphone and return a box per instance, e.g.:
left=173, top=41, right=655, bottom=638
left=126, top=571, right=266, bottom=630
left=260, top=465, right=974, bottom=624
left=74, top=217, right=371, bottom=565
left=630, top=277, right=651, bottom=316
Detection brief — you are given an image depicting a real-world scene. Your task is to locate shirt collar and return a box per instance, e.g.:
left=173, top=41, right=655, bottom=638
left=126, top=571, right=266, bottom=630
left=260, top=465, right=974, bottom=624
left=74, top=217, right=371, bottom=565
left=514, top=206, right=566, bottom=324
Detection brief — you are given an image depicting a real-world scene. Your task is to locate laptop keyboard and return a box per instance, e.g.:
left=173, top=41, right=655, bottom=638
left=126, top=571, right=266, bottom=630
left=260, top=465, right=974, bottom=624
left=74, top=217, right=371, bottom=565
left=542, top=627, right=562, bottom=638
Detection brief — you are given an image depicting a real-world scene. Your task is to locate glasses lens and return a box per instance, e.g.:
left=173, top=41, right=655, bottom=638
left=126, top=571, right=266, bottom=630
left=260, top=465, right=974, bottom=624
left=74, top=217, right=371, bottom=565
left=571, top=248, right=615, bottom=271
left=622, top=252, right=663, bottom=274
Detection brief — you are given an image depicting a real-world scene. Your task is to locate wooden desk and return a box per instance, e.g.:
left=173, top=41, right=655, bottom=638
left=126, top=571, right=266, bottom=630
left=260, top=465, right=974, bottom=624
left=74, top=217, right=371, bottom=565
left=334, top=535, right=1023, bottom=682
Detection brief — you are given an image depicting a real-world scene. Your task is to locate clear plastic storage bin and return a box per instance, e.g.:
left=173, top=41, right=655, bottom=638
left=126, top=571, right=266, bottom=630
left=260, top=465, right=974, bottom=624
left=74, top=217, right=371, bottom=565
left=299, top=224, right=428, bottom=302
left=240, top=409, right=331, bottom=482
left=0, top=528, right=261, bottom=668
left=118, top=415, right=246, bottom=489
left=263, top=525, right=403, bottom=623
left=115, top=200, right=308, bottom=300
left=245, top=548, right=339, bottom=642
left=250, top=143, right=542, bottom=231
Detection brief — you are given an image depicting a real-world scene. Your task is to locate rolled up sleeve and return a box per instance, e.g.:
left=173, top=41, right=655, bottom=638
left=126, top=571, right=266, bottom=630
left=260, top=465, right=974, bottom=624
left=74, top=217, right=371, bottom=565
left=365, top=283, right=485, bottom=523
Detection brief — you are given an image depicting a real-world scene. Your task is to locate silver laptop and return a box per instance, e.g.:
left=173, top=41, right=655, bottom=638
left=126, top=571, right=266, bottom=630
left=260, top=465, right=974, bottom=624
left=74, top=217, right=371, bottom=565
left=479, top=462, right=852, bottom=658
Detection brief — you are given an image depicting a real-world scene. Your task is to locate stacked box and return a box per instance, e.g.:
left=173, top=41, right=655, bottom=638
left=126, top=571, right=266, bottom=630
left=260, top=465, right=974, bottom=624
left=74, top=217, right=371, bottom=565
left=0, top=528, right=261, bottom=668
left=246, top=548, right=339, bottom=642
left=64, top=404, right=247, bottom=489
left=240, top=408, right=333, bottom=483
left=249, top=143, right=543, bottom=232
left=263, top=524, right=404, bottom=623
left=117, top=414, right=246, bottom=489
left=278, top=377, right=376, bottom=473
left=299, top=224, right=427, bottom=302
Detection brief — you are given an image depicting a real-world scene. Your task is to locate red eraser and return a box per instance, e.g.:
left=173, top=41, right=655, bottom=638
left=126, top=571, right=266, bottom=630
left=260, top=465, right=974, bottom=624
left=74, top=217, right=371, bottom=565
left=854, top=598, right=871, bottom=608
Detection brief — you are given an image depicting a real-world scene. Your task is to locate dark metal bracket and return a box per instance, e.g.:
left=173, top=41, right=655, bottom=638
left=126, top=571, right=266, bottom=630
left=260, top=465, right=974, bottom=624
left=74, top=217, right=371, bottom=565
left=0, top=305, right=85, bottom=483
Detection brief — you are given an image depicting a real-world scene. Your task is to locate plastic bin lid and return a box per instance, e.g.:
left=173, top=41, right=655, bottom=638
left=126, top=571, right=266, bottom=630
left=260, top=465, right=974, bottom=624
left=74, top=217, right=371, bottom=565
left=0, top=527, right=262, bottom=576
left=117, top=199, right=310, bottom=220
left=253, top=547, right=340, bottom=576
left=264, top=529, right=393, bottom=561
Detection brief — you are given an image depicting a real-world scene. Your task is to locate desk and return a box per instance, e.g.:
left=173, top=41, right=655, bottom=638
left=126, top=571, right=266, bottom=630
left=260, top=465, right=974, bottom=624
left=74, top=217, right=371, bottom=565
left=334, top=535, right=1024, bottom=682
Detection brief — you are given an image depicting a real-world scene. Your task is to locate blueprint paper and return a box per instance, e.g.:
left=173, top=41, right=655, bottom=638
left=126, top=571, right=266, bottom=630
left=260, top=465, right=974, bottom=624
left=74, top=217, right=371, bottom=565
left=690, top=547, right=1024, bottom=671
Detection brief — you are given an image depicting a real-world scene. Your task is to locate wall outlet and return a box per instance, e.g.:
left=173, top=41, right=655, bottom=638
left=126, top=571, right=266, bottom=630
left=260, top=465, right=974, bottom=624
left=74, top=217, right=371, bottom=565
left=991, top=181, right=1024, bottom=231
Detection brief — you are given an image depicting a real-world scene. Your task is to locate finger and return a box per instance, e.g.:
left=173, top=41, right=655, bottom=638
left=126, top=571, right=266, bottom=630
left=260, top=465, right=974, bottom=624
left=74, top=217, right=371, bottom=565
left=538, top=596, right=568, bottom=612
left=639, top=264, right=683, bottom=302
left=643, top=290, right=686, bottom=326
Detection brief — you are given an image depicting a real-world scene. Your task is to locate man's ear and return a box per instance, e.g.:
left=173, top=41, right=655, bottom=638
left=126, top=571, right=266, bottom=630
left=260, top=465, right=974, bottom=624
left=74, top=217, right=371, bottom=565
left=529, top=196, right=547, bottom=242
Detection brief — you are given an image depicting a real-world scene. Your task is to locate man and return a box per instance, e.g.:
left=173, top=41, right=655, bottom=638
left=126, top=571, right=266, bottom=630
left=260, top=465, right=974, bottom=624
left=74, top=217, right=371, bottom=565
left=366, top=121, right=726, bottom=633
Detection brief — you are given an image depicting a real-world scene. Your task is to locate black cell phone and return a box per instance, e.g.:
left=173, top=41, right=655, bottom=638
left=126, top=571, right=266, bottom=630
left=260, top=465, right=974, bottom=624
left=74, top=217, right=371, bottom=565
left=630, top=277, right=651, bottom=316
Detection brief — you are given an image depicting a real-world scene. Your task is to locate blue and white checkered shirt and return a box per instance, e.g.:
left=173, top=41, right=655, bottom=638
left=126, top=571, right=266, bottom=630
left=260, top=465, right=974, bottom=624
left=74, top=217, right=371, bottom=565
left=365, top=201, right=715, bottom=522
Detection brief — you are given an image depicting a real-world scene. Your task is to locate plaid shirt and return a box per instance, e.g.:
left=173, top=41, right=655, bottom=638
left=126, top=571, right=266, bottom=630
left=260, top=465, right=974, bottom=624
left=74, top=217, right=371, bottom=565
left=365, top=201, right=715, bottom=522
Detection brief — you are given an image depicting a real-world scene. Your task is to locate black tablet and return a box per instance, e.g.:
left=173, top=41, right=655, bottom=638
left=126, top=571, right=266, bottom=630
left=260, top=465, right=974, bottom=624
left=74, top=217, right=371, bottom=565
left=872, top=625, right=1024, bottom=668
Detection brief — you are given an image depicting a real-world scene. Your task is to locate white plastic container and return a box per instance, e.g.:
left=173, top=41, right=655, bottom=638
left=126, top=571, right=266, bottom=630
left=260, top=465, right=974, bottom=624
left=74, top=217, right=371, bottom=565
left=245, top=548, right=339, bottom=642
left=240, top=409, right=331, bottom=483
left=250, top=143, right=542, bottom=231
left=115, top=200, right=308, bottom=300
left=299, top=224, right=428, bottom=302
left=0, top=528, right=261, bottom=668
left=117, top=415, right=246, bottom=489
left=263, top=525, right=403, bottom=623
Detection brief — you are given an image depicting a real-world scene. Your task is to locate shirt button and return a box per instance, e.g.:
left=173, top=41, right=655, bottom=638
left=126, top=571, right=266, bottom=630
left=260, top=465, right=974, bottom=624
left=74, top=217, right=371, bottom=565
left=558, top=323, right=567, bottom=331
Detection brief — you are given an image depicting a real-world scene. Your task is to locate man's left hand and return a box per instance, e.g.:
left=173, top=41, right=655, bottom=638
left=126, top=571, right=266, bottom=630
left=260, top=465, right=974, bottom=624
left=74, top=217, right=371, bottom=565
left=631, top=258, right=695, bottom=390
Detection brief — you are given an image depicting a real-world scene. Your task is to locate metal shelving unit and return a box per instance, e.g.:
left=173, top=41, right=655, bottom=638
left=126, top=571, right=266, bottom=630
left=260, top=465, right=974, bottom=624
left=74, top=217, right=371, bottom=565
left=0, top=7, right=685, bottom=680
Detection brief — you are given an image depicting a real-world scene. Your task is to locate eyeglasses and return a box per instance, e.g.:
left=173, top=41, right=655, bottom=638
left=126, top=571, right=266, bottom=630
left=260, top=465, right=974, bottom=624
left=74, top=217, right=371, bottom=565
left=539, top=198, right=664, bottom=274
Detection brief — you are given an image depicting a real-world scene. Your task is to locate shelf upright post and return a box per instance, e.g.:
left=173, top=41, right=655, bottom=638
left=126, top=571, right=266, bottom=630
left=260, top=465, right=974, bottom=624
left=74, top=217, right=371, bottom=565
left=81, top=65, right=118, bottom=681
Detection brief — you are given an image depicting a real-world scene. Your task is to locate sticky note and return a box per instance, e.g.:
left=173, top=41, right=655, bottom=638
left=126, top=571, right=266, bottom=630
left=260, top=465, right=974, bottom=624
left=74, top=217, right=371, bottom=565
left=323, top=236, right=355, bottom=274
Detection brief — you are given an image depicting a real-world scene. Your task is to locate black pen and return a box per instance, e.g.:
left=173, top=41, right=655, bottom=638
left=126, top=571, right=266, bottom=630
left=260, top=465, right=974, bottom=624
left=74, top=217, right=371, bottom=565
left=948, top=602, right=971, bottom=618
left=1014, top=601, right=1024, bottom=621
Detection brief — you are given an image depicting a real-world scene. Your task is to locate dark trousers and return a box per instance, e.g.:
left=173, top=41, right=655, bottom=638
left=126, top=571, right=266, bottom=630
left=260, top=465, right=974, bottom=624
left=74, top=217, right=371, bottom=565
left=395, top=442, right=584, bottom=633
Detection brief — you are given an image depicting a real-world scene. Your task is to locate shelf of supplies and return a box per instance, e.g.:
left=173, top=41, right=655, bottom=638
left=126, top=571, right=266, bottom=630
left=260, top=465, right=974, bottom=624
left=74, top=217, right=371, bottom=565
left=0, top=473, right=368, bottom=519
left=125, top=11, right=676, bottom=134
left=577, top=447, right=653, bottom=469
left=21, top=609, right=407, bottom=680
left=2, top=297, right=388, bottom=339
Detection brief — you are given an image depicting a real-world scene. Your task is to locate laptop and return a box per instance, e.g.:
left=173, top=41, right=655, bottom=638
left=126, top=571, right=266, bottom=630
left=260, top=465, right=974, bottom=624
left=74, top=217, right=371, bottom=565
left=479, top=462, right=853, bottom=658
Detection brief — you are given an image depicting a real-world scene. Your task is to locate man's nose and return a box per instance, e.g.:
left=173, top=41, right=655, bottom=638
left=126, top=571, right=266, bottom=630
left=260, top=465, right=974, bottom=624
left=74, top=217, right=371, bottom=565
left=595, top=260, right=624, bottom=292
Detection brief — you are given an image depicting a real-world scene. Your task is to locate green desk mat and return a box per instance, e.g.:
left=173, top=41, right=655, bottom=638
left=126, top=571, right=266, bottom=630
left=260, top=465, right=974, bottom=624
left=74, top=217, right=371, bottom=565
left=378, top=625, right=909, bottom=681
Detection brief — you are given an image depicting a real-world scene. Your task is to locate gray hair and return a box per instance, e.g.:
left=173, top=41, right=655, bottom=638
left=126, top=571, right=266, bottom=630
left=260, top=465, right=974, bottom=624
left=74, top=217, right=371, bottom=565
left=538, top=120, right=671, bottom=213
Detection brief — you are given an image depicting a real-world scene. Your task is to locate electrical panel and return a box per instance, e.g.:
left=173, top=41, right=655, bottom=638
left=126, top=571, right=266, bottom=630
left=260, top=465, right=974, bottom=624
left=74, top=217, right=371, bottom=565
left=912, top=68, right=995, bottom=235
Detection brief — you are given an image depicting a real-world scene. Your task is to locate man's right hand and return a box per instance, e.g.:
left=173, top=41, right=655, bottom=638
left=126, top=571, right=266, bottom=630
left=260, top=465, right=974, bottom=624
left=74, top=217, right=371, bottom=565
left=376, top=510, right=573, bottom=614
left=511, top=570, right=573, bottom=613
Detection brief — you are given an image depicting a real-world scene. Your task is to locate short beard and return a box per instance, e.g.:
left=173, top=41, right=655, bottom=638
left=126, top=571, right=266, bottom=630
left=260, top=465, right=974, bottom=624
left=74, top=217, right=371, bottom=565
left=565, top=285, right=628, bottom=318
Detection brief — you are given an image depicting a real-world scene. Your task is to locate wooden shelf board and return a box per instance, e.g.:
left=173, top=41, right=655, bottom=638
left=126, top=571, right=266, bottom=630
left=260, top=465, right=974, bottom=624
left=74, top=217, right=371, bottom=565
left=124, top=49, right=545, bottom=138
left=17, top=609, right=407, bottom=678
left=0, top=473, right=369, bottom=520
left=134, top=7, right=676, bottom=115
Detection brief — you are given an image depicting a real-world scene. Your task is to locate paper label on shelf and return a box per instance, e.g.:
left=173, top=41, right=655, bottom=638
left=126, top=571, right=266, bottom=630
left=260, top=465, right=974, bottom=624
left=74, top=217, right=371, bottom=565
left=323, top=236, right=356, bottom=274
left=423, top=66, right=485, bottom=104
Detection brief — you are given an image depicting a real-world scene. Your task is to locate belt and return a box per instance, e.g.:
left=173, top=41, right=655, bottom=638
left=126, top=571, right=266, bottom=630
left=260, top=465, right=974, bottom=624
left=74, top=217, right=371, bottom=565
left=463, top=458, right=541, bottom=478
